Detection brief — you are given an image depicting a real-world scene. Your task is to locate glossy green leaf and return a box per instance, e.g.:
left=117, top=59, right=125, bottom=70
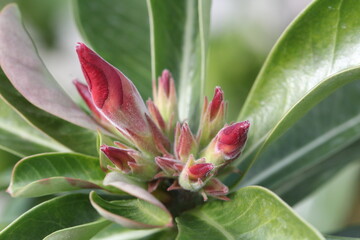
left=0, top=97, right=65, bottom=157
left=8, top=153, right=106, bottom=197
left=235, top=80, right=360, bottom=204
left=232, top=0, right=360, bottom=188
left=0, top=4, right=99, bottom=131
left=0, top=194, right=101, bottom=240
left=148, top=0, right=211, bottom=126
left=74, top=0, right=152, bottom=99
left=90, top=191, right=173, bottom=229
left=103, top=172, right=168, bottom=214
left=97, top=131, right=116, bottom=172
left=92, top=223, right=175, bottom=240
left=0, top=149, right=19, bottom=189
left=176, top=186, right=324, bottom=240
left=43, top=219, right=110, bottom=240
left=0, top=69, right=98, bottom=156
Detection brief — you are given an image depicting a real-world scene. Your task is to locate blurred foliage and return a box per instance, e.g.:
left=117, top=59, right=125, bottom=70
left=205, top=33, right=265, bottom=121
left=0, top=0, right=63, bottom=47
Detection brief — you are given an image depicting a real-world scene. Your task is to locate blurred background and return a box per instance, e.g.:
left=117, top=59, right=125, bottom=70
left=0, top=0, right=358, bottom=235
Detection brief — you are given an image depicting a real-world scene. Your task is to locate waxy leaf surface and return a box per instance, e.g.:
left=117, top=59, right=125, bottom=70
left=0, top=97, right=64, bottom=157
left=232, top=0, right=360, bottom=189
left=8, top=153, right=106, bottom=197
left=0, top=69, right=98, bottom=156
left=176, top=186, right=324, bottom=240
left=0, top=194, right=101, bottom=240
left=236, top=80, right=360, bottom=204
left=0, top=4, right=99, bottom=131
left=90, top=191, right=173, bottom=229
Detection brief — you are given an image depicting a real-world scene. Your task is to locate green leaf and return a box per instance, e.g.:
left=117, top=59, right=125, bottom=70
left=148, top=0, right=211, bottom=125
left=74, top=0, right=152, bottom=99
left=176, top=186, right=324, bottom=240
left=8, top=153, right=106, bottom=197
left=325, top=236, right=360, bottom=240
left=0, top=4, right=100, bottom=131
left=232, top=0, right=360, bottom=187
left=0, top=69, right=98, bottom=156
left=0, top=149, right=19, bottom=189
left=235, top=80, right=360, bottom=204
left=0, top=97, right=66, bottom=157
left=92, top=223, right=175, bottom=240
left=0, top=194, right=101, bottom=240
left=103, top=172, right=167, bottom=213
left=43, top=219, right=110, bottom=240
left=90, top=191, right=173, bottom=229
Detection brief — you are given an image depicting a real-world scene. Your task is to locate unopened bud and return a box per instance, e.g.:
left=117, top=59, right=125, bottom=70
left=152, top=70, right=177, bottom=138
left=155, top=157, right=183, bottom=178
left=202, top=121, right=250, bottom=166
left=100, top=145, right=156, bottom=180
left=197, top=87, right=227, bottom=148
left=174, top=122, right=198, bottom=163
left=179, top=155, right=214, bottom=192
left=203, top=178, right=229, bottom=200
left=77, top=43, right=165, bottom=156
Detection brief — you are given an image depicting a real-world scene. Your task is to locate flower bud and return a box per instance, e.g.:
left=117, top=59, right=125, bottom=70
left=155, top=157, right=183, bottom=178
left=147, top=99, right=166, bottom=133
left=179, top=155, right=214, bottom=192
left=152, top=70, right=177, bottom=138
left=203, top=178, right=229, bottom=201
left=76, top=43, right=168, bottom=155
left=100, top=145, right=157, bottom=180
left=174, top=122, right=198, bottom=163
left=197, top=87, right=227, bottom=148
left=202, top=121, right=250, bottom=166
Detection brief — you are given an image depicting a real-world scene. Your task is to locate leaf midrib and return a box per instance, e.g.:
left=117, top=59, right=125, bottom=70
left=192, top=211, right=235, bottom=240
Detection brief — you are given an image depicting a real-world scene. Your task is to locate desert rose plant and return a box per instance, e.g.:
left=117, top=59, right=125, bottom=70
left=0, top=0, right=359, bottom=239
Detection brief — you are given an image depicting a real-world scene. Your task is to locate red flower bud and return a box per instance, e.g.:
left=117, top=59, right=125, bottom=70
left=179, top=155, right=215, bottom=192
left=216, top=121, right=250, bottom=160
left=159, top=70, right=171, bottom=97
left=147, top=99, right=166, bottom=132
left=210, top=87, right=224, bottom=121
left=76, top=43, right=150, bottom=136
left=100, top=145, right=136, bottom=173
left=197, top=87, right=227, bottom=148
left=187, top=163, right=214, bottom=181
left=203, top=178, right=229, bottom=200
left=73, top=79, right=101, bottom=120
left=174, top=122, right=198, bottom=162
left=155, top=157, right=183, bottom=177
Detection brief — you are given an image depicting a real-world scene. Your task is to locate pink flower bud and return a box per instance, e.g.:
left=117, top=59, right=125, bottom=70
left=202, top=120, right=250, bottom=166
left=210, top=87, right=224, bottom=121
left=152, top=70, right=177, bottom=136
left=174, top=122, right=198, bottom=163
left=203, top=178, right=229, bottom=201
left=179, top=155, right=215, bottom=192
left=217, top=121, right=250, bottom=160
left=197, top=87, right=227, bottom=148
left=76, top=43, right=150, bottom=137
left=147, top=99, right=166, bottom=132
left=73, top=80, right=117, bottom=134
left=100, top=145, right=157, bottom=180
left=100, top=145, right=136, bottom=173
left=155, top=157, right=183, bottom=177
left=187, top=163, right=214, bottom=181
left=73, top=79, right=102, bottom=120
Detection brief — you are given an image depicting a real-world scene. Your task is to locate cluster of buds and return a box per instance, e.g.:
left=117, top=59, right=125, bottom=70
left=75, top=43, right=250, bottom=200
